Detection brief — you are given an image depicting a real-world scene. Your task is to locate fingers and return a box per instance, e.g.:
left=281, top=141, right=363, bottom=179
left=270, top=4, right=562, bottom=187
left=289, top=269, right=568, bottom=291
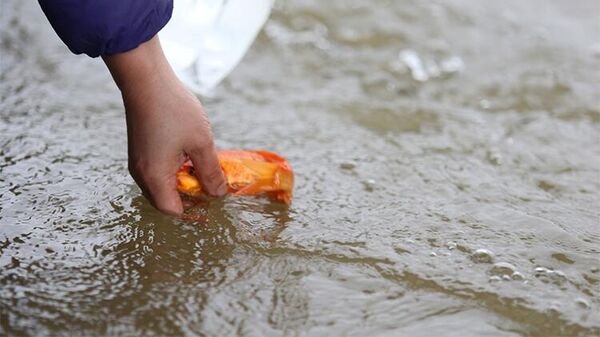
left=188, top=143, right=227, bottom=197
left=130, top=162, right=184, bottom=215
left=149, top=175, right=184, bottom=215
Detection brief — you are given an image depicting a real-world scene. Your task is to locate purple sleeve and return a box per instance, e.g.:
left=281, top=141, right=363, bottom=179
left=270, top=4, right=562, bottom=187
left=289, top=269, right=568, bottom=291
left=38, top=0, right=173, bottom=57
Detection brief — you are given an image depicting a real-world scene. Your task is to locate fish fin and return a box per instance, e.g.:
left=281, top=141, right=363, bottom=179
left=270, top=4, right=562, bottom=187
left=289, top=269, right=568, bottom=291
left=233, top=179, right=273, bottom=196
left=240, top=160, right=278, bottom=179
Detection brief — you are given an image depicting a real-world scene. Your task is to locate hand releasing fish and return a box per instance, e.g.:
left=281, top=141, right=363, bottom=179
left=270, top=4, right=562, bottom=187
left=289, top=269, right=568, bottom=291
left=177, top=150, right=294, bottom=204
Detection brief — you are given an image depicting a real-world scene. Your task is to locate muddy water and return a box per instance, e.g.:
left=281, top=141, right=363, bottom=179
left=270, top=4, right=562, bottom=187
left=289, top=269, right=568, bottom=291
left=1, top=1, right=600, bottom=336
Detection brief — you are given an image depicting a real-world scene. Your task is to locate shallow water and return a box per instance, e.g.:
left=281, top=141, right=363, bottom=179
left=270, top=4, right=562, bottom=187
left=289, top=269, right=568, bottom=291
left=1, top=1, right=600, bottom=336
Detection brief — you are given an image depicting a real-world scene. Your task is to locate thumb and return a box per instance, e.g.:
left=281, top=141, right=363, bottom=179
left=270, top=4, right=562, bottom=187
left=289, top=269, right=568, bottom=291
left=188, top=145, right=227, bottom=197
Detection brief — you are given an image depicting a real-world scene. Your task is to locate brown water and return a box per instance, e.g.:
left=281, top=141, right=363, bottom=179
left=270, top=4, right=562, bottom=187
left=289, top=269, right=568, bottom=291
left=1, top=1, right=600, bottom=336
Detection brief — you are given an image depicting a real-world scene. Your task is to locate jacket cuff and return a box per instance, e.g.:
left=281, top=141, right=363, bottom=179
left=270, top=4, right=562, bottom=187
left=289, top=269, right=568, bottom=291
left=101, top=2, right=173, bottom=56
left=39, top=0, right=173, bottom=58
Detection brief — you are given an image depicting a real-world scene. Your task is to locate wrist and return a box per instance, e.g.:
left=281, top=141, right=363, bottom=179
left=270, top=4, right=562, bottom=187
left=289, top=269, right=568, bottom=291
left=102, top=36, right=177, bottom=96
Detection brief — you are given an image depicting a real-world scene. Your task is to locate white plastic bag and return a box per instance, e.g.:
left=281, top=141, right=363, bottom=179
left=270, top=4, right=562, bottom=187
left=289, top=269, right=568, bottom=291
left=160, top=0, right=274, bottom=95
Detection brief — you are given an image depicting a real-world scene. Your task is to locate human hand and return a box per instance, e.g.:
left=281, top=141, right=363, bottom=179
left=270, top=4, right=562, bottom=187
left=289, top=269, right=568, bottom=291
left=103, top=36, right=227, bottom=215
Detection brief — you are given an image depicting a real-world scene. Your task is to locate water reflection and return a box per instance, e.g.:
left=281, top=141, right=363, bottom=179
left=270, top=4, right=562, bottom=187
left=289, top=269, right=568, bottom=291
left=117, top=195, right=292, bottom=285
left=92, top=197, right=231, bottom=335
left=2, top=0, right=600, bottom=336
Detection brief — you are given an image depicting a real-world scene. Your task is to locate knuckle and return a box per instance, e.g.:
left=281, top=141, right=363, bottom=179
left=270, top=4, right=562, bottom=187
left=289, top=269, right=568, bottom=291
left=197, top=137, right=215, bottom=151
left=131, top=159, right=156, bottom=179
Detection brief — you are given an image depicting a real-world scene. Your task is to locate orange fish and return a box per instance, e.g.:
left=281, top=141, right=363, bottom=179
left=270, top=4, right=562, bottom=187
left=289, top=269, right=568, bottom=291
left=177, top=150, right=294, bottom=204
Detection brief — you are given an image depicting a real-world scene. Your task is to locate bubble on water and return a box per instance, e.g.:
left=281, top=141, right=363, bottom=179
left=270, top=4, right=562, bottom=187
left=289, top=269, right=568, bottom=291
left=547, top=305, right=561, bottom=314
left=430, top=252, right=437, bottom=257
left=471, top=249, right=495, bottom=263
left=534, top=267, right=568, bottom=285
left=511, top=271, right=525, bottom=281
left=446, top=241, right=457, bottom=250
left=490, top=262, right=517, bottom=276
left=486, top=148, right=502, bottom=166
left=398, top=50, right=428, bottom=82
left=502, top=275, right=511, bottom=281
left=575, top=298, right=590, bottom=309
left=479, top=99, right=491, bottom=110
left=396, top=50, right=464, bottom=82
left=489, top=276, right=502, bottom=283
left=362, top=179, right=377, bottom=192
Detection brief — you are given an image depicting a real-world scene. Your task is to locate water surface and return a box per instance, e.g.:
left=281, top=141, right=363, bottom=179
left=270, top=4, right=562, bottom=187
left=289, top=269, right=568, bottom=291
left=1, top=1, right=599, bottom=336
